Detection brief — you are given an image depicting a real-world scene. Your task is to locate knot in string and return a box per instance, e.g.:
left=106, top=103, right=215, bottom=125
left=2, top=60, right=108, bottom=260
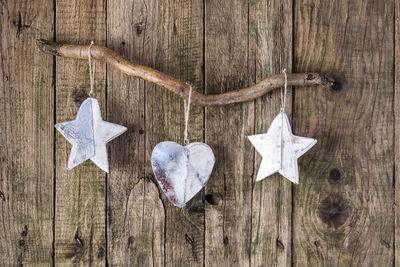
left=280, top=68, right=288, bottom=113
left=88, top=41, right=95, bottom=98
left=183, top=85, right=193, bottom=145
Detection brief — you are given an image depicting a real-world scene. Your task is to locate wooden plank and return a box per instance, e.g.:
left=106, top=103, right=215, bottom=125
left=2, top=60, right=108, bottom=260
left=293, top=0, right=394, bottom=265
left=106, top=0, right=164, bottom=265
left=249, top=0, right=292, bottom=266
left=54, top=1, right=107, bottom=265
left=143, top=1, right=205, bottom=266
left=396, top=0, right=400, bottom=265
left=204, top=0, right=253, bottom=265
left=108, top=0, right=205, bottom=266
left=0, top=1, right=54, bottom=265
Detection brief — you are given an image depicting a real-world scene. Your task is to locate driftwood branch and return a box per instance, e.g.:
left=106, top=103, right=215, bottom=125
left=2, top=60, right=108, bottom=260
left=36, top=39, right=335, bottom=106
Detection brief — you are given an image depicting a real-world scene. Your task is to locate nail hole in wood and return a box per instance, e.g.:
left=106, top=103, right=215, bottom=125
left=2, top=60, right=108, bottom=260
left=331, top=81, right=342, bottom=91
left=329, top=168, right=341, bottom=182
left=74, top=230, right=84, bottom=247
left=306, top=73, right=315, bottom=80
left=185, top=233, right=194, bottom=244
left=135, top=23, right=144, bottom=35
left=205, top=194, right=219, bottom=205
left=97, top=245, right=106, bottom=258
left=0, top=190, right=5, bottom=201
left=138, top=128, right=144, bottom=134
left=72, top=88, right=87, bottom=105
left=276, top=238, right=284, bottom=249
left=223, top=236, right=229, bottom=245
left=21, top=225, right=28, bottom=237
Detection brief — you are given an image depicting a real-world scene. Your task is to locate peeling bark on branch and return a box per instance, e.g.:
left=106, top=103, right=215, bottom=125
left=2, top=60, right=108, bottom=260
left=36, top=39, right=335, bottom=106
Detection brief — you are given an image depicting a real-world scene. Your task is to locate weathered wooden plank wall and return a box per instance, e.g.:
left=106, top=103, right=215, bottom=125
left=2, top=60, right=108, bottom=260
left=396, top=1, right=400, bottom=266
left=249, top=0, right=292, bottom=265
left=204, top=1, right=253, bottom=265
left=54, top=1, right=107, bottom=265
left=0, top=0, right=54, bottom=265
left=0, top=0, right=398, bottom=266
left=294, top=1, right=394, bottom=265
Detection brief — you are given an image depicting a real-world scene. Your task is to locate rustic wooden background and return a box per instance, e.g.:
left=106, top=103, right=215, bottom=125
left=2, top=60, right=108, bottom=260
left=0, top=0, right=397, bottom=266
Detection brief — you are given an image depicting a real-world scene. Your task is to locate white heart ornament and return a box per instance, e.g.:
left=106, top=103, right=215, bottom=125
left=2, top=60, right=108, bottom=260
left=151, top=141, right=215, bottom=208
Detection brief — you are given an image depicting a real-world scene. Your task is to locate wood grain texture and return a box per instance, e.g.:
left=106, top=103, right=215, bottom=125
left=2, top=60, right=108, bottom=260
left=0, top=0, right=54, bottom=265
left=293, top=0, right=394, bottom=266
left=204, top=0, right=253, bottom=265
left=249, top=0, right=292, bottom=265
left=54, top=0, right=107, bottom=265
left=107, top=0, right=164, bottom=265
left=396, top=0, right=400, bottom=265
left=142, top=0, right=205, bottom=266
left=1, top=0, right=399, bottom=266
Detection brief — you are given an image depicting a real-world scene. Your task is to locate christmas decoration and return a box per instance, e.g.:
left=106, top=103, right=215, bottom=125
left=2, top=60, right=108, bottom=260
left=55, top=98, right=127, bottom=172
left=38, top=40, right=328, bottom=185
left=151, top=141, right=215, bottom=208
left=151, top=86, right=215, bottom=207
left=248, top=69, right=317, bottom=184
left=55, top=42, right=127, bottom=173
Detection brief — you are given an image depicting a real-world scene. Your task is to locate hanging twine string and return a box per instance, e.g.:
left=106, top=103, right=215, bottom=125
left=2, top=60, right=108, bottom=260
left=183, top=85, right=193, bottom=145
left=281, top=68, right=287, bottom=112
left=88, top=41, right=96, bottom=97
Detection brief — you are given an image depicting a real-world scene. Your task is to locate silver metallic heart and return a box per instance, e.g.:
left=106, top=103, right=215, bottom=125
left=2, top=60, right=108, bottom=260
left=55, top=98, right=127, bottom=173
left=151, top=141, right=215, bottom=208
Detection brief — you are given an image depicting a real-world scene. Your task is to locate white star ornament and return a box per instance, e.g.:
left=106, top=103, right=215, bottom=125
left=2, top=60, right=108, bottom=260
left=55, top=98, right=127, bottom=173
left=248, top=112, right=317, bottom=184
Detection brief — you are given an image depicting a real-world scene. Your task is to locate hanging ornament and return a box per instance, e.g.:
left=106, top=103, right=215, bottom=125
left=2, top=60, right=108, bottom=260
left=248, top=69, right=317, bottom=184
left=55, top=42, right=127, bottom=173
left=151, top=86, right=215, bottom=208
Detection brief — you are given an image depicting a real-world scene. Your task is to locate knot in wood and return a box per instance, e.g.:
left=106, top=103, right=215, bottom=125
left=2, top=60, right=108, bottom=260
left=318, top=193, right=349, bottom=228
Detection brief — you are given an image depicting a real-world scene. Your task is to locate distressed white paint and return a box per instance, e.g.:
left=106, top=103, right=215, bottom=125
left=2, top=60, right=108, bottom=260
left=55, top=98, right=127, bottom=173
left=151, top=141, right=215, bottom=208
left=248, top=112, right=317, bottom=184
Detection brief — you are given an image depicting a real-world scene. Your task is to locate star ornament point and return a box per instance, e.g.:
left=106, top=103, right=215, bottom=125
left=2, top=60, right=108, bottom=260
left=55, top=98, right=127, bottom=173
left=248, top=112, right=316, bottom=184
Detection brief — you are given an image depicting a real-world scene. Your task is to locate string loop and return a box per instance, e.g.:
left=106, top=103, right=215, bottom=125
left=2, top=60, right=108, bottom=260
left=183, top=85, right=192, bottom=145
left=281, top=68, right=287, bottom=112
left=88, top=41, right=95, bottom=98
